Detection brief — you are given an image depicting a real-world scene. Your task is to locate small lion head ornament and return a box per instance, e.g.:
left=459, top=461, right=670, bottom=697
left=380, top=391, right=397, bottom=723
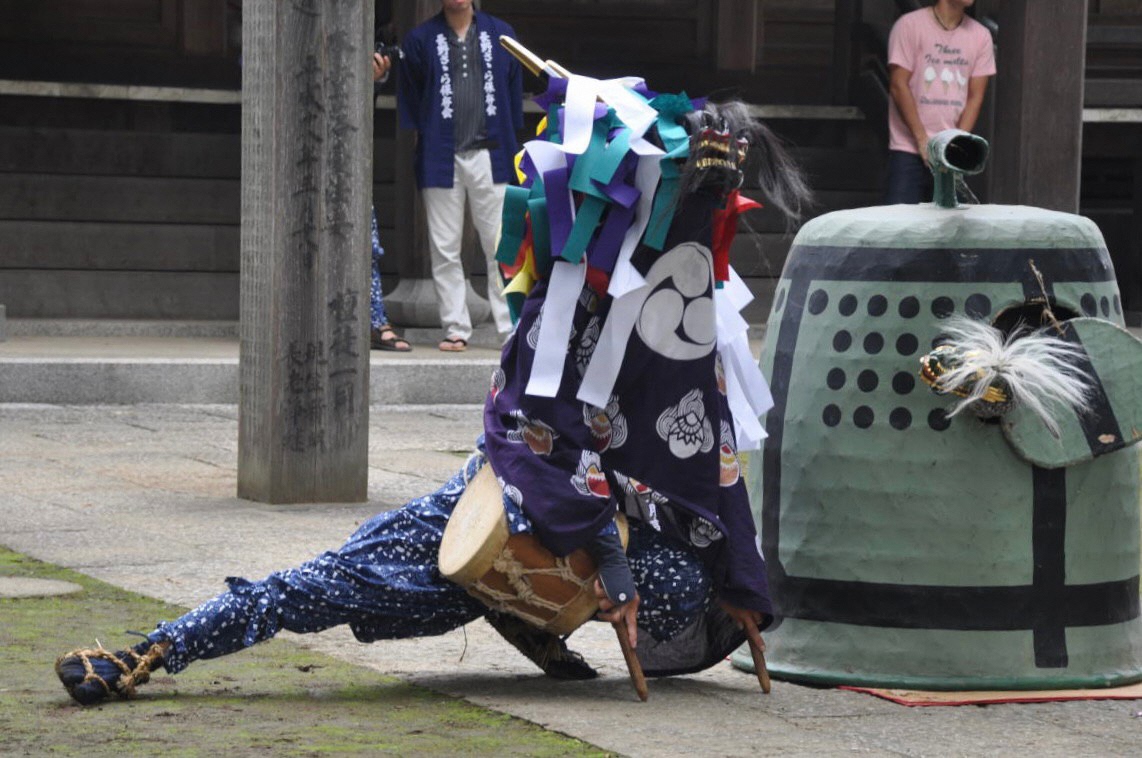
left=919, top=316, right=1094, bottom=437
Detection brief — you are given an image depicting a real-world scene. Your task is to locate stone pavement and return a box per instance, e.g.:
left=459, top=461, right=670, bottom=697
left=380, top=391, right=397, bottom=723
left=1, top=403, right=1140, bottom=757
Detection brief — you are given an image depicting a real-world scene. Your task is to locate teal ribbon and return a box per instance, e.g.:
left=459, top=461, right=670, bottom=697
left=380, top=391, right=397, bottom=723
left=560, top=196, right=606, bottom=265
left=505, top=290, right=525, bottom=324
left=568, top=115, right=612, bottom=200
left=650, top=92, right=693, bottom=152
left=641, top=93, right=693, bottom=250
left=496, top=184, right=530, bottom=265
left=644, top=145, right=687, bottom=250
left=582, top=123, right=633, bottom=190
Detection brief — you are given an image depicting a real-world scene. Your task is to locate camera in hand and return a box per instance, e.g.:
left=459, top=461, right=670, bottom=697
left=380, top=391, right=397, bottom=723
left=375, top=41, right=404, bottom=63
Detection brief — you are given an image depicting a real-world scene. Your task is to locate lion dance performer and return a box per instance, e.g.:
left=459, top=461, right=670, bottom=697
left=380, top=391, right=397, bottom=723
left=55, top=41, right=811, bottom=706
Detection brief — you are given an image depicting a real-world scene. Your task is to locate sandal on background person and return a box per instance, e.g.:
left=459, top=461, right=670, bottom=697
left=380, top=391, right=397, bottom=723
left=370, top=324, right=412, bottom=352
left=438, top=336, right=467, bottom=353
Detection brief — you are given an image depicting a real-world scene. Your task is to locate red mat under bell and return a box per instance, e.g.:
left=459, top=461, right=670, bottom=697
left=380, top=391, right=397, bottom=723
left=840, top=682, right=1142, bottom=707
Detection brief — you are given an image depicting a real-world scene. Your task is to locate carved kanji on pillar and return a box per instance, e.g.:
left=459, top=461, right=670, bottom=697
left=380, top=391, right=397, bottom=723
left=238, top=0, right=373, bottom=503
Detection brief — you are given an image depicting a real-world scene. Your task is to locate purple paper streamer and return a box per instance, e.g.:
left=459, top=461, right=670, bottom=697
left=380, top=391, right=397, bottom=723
left=589, top=203, right=636, bottom=274
left=632, top=80, right=655, bottom=99
left=597, top=152, right=640, bottom=207
left=533, top=78, right=568, bottom=110
left=543, top=167, right=574, bottom=258
left=520, top=153, right=539, bottom=188
left=599, top=176, right=640, bottom=209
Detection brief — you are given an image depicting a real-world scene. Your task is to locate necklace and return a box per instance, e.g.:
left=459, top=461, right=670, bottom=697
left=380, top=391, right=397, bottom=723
left=932, top=6, right=962, bottom=32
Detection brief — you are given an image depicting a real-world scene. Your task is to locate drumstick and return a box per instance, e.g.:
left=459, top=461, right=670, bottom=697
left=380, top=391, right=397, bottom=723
left=612, top=622, right=649, bottom=702
left=747, top=636, right=771, bottom=694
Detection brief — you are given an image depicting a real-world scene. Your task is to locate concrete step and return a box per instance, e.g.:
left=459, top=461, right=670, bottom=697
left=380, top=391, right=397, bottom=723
left=0, top=320, right=504, bottom=405
left=0, top=320, right=773, bottom=405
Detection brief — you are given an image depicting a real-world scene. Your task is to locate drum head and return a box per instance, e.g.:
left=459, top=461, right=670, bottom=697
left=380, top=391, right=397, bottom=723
left=438, top=464, right=510, bottom=586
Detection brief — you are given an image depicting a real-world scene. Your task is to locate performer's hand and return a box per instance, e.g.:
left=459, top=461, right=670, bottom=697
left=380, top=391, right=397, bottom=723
left=914, top=130, right=931, bottom=167
left=373, top=53, right=391, bottom=81
left=718, top=599, right=766, bottom=655
left=595, top=578, right=639, bottom=648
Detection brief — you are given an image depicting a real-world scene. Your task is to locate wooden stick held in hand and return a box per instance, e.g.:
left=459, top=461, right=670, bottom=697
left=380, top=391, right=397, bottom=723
left=748, top=636, right=771, bottom=694
left=613, top=622, right=649, bottom=702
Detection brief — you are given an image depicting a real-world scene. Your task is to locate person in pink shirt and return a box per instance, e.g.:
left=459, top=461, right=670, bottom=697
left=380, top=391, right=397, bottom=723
left=884, top=0, right=996, bottom=203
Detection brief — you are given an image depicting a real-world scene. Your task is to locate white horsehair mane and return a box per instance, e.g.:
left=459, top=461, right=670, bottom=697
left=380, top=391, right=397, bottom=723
left=935, top=315, right=1094, bottom=436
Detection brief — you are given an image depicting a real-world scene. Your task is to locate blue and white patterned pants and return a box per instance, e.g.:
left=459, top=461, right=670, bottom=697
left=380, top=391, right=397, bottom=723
left=370, top=208, right=388, bottom=329
left=148, top=456, right=712, bottom=674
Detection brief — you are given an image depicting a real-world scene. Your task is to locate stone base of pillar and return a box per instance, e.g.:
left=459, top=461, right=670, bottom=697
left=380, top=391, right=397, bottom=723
left=0, top=304, right=7, bottom=342
left=384, top=277, right=492, bottom=329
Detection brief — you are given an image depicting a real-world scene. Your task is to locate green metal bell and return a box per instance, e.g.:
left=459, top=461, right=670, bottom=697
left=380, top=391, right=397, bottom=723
left=733, top=133, right=1142, bottom=690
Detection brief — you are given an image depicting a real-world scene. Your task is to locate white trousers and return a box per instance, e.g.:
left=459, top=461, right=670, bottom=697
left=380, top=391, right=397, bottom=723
left=421, top=150, right=513, bottom=341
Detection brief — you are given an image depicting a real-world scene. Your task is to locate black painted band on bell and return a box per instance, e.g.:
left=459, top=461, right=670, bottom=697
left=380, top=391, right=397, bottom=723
left=781, top=245, right=1115, bottom=287
left=1056, top=324, right=1125, bottom=458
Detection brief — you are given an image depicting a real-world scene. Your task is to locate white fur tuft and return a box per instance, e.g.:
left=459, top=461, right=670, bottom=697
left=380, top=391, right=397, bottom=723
left=934, top=316, right=1093, bottom=436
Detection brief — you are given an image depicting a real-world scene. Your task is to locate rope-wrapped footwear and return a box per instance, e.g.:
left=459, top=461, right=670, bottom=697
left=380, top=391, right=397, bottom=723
left=55, top=641, right=166, bottom=706
left=485, top=611, right=597, bottom=680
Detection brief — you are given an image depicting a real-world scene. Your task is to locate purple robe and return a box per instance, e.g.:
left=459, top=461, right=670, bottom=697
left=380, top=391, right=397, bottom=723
left=483, top=196, right=773, bottom=620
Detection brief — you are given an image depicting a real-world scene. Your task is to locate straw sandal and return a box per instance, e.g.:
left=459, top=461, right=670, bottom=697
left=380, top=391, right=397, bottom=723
left=55, top=641, right=166, bottom=706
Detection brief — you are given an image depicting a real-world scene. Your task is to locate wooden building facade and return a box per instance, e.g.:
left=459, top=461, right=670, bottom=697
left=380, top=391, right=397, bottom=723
left=0, top=0, right=1139, bottom=326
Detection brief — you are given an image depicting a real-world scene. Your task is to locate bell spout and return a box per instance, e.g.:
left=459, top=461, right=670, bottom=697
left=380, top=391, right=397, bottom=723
left=927, top=129, right=990, bottom=208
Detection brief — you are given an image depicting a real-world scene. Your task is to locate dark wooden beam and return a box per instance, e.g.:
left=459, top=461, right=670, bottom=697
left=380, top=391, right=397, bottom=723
left=989, top=0, right=1089, bottom=212
left=716, top=0, right=760, bottom=72
left=1085, top=79, right=1142, bottom=107
left=238, top=0, right=373, bottom=503
left=182, top=0, right=228, bottom=56
left=831, top=0, right=862, bottom=104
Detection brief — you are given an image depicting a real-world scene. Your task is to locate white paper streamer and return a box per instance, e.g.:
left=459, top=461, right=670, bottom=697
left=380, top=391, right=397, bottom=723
left=715, top=269, right=773, bottom=450
left=562, top=75, right=604, bottom=155
left=722, top=339, right=768, bottom=451
left=576, top=284, right=650, bottom=408
left=525, top=260, right=587, bottom=398
left=596, top=77, right=657, bottom=140
left=724, top=267, right=755, bottom=312
left=524, top=140, right=570, bottom=176
left=607, top=151, right=662, bottom=299
left=561, top=75, right=657, bottom=155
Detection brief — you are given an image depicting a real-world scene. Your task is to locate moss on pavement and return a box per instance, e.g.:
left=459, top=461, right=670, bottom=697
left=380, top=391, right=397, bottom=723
left=0, top=547, right=609, bottom=757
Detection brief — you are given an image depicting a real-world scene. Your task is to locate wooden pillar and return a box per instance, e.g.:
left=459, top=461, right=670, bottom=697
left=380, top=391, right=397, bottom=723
left=716, top=0, right=760, bottom=73
left=238, top=0, right=373, bottom=503
left=832, top=0, right=862, bottom=105
left=1129, top=156, right=1142, bottom=324
left=382, top=0, right=447, bottom=327
left=989, top=0, right=1088, bottom=212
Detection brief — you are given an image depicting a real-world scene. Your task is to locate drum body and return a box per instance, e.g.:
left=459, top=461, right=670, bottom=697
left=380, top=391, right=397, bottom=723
left=440, top=465, right=621, bottom=636
left=736, top=204, right=1142, bottom=689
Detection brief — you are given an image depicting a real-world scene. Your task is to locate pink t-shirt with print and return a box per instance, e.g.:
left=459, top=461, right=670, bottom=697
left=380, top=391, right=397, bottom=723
left=887, top=8, right=996, bottom=154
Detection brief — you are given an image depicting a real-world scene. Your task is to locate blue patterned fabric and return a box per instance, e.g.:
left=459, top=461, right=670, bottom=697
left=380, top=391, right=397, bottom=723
left=147, top=450, right=713, bottom=674
left=370, top=208, right=388, bottom=329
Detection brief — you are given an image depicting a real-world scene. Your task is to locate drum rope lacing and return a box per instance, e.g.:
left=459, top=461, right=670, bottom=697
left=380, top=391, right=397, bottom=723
left=471, top=547, right=591, bottom=622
